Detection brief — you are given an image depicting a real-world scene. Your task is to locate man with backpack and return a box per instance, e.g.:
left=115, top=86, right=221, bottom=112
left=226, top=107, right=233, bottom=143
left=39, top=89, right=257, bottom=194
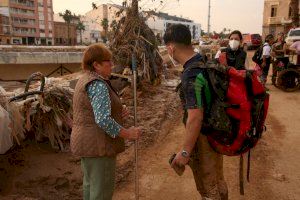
left=261, top=34, right=275, bottom=85
left=164, top=24, right=228, bottom=200
left=252, top=34, right=274, bottom=85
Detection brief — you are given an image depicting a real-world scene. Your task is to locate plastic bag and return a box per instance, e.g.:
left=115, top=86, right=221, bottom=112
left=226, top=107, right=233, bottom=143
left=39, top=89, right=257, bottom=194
left=0, top=105, right=13, bottom=154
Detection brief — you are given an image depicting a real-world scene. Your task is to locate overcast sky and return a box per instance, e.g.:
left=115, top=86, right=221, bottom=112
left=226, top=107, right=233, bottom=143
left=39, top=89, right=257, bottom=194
left=53, top=0, right=264, bottom=34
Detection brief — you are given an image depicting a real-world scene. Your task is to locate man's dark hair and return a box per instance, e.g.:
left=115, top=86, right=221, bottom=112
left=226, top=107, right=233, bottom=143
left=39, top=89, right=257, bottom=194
left=163, top=24, right=191, bottom=45
left=265, top=34, right=274, bottom=42
left=228, top=30, right=243, bottom=40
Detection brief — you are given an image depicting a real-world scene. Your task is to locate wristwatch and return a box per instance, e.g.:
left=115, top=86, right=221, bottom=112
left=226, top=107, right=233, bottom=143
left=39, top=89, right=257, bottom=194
left=181, top=150, right=189, bottom=158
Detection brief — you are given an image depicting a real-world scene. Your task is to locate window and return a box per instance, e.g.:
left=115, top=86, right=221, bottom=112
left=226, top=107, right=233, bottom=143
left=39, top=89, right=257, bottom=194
left=271, top=6, right=277, bottom=17
left=40, top=29, right=45, bottom=33
left=269, top=26, right=276, bottom=35
left=289, top=6, right=292, bottom=18
left=39, top=20, right=44, bottom=25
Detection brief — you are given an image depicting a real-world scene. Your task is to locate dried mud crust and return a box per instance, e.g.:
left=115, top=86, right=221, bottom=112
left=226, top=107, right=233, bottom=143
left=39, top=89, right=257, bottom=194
left=0, top=81, right=182, bottom=200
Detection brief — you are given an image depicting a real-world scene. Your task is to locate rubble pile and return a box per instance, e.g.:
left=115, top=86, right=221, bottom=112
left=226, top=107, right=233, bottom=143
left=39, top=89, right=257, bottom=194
left=110, top=4, right=163, bottom=84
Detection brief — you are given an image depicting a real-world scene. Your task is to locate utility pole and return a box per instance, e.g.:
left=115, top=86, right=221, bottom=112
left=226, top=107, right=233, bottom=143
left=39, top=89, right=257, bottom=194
left=207, top=0, right=211, bottom=34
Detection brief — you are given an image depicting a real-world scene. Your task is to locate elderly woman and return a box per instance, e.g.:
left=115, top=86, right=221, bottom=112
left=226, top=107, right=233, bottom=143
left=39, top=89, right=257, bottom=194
left=71, top=43, right=141, bottom=200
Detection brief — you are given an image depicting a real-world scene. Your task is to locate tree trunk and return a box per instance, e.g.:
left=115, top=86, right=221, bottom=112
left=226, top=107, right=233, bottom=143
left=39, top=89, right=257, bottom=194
left=67, top=23, right=70, bottom=45
left=291, top=0, right=299, bottom=27
left=132, top=0, right=139, bottom=17
left=80, top=31, right=82, bottom=45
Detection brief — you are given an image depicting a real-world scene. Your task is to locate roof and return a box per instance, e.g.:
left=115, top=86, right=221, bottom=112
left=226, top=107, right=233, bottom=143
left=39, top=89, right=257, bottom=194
left=146, top=11, right=192, bottom=22
left=107, top=3, right=124, bottom=10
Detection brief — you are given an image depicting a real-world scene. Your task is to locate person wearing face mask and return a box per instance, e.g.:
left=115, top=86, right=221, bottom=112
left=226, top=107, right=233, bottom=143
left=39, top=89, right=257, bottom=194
left=215, top=30, right=247, bottom=70
left=164, top=24, right=228, bottom=200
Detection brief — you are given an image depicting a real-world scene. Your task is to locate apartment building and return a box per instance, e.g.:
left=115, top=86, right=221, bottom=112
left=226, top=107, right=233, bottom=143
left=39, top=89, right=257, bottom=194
left=4, top=0, right=54, bottom=45
left=80, top=3, right=125, bottom=44
left=53, top=21, right=77, bottom=45
left=146, top=12, right=201, bottom=41
left=262, top=0, right=300, bottom=38
left=81, top=3, right=201, bottom=44
left=0, top=2, right=12, bottom=44
left=0, top=0, right=10, bottom=44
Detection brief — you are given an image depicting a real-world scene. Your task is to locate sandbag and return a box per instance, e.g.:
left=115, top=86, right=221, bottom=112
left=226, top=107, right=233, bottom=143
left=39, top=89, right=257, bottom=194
left=0, top=105, right=13, bottom=154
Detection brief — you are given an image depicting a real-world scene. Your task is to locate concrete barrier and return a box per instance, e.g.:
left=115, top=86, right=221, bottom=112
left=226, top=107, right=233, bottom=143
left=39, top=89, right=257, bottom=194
left=0, top=52, right=83, bottom=64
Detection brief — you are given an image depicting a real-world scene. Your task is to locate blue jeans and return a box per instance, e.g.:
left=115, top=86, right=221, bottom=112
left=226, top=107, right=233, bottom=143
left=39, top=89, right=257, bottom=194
left=81, top=157, right=116, bottom=200
left=261, top=57, right=271, bottom=84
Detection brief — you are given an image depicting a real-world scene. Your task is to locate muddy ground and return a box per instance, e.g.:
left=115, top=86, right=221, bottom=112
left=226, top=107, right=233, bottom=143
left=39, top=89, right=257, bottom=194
left=1, top=52, right=300, bottom=200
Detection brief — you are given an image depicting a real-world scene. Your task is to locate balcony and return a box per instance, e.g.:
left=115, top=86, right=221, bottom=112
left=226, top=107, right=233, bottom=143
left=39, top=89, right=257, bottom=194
left=0, top=27, right=12, bottom=36
left=12, top=21, right=36, bottom=28
left=268, top=17, right=282, bottom=25
left=10, top=12, right=36, bottom=20
left=13, top=32, right=37, bottom=37
left=9, top=0, right=35, bottom=9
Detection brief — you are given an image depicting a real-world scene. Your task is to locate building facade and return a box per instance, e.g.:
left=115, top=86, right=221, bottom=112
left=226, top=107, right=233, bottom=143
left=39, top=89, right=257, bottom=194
left=146, top=12, right=201, bottom=41
left=53, top=21, right=77, bottom=45
left=80, top=3, right=125, bottom=44
left=0, top=5, right=12, bottom=44
left=80, top=4, right=201, bottom=45
left=0, top=0, right=11, bottom=44
left=0, top=0, right=54, bottom=45
left=262, top=0, right=300, bottom=38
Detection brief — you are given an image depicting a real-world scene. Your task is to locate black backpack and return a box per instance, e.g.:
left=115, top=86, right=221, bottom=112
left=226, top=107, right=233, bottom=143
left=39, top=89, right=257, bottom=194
left=252, top=44, right=267, bottom=65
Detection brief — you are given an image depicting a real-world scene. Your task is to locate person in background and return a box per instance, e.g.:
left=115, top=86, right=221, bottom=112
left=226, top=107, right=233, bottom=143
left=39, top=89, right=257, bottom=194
left=71, top=43, right=141, bottom=200
left=261, top=34, right=275, bottom=85
left=272, top=32, right=287, bottom=84
left=289, top=40, right=300, bottom=65
left=215, top=30, right=247, bottom=70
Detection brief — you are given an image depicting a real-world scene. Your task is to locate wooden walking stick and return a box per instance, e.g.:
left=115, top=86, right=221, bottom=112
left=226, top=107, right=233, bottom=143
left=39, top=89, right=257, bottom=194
left=132, top=53, right=139, bottom=200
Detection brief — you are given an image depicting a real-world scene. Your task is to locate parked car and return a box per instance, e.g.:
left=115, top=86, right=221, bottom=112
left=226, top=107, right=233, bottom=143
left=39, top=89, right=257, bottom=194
left=285, top=27, right=300, bottom=46
left=242, top=34, right=262, bottom=50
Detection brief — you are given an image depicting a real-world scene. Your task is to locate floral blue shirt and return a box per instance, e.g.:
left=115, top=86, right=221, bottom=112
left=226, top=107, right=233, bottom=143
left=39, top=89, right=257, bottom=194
left=86, top=80, right=122, bottom=138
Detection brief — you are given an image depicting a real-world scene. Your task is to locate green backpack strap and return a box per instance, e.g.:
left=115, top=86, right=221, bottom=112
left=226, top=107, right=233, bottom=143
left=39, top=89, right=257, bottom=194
left=186, top=61, right=229, bottom=100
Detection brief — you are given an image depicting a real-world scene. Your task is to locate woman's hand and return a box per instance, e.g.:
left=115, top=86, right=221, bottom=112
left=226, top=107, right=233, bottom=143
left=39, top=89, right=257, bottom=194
left=219, top=52, right=228, bottom=66
left=122, top=105, right=130, bottom=119
left=119, top=127, right=142, bottom=140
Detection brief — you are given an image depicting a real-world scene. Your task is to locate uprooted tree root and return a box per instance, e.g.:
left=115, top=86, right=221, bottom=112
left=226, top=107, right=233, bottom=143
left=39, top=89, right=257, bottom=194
left=110, top=6, right=163, bottom=84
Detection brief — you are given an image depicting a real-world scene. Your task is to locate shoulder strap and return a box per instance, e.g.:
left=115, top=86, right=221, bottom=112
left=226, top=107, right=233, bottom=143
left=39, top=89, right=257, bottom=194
left=185, top=61, right=229, bottom=99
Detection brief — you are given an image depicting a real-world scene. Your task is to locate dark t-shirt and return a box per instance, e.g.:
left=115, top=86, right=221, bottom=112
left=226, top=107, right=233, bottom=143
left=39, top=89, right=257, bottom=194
left=273, top=41, right=286, bottom=58
left=180, top=53, right=211, bottom=124
left=222, top=47, right=247, bottom=70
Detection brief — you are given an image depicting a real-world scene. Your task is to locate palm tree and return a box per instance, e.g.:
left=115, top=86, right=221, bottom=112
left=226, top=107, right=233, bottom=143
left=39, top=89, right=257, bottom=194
left=290, top=0, right=299, bottom=27
left=101, top=18, right=109, bottom=43
left=77, top=21, right=85, bottom=45
left=59, top=10, right=77, bottom=45
left=110, top=20, right=118, bottom=33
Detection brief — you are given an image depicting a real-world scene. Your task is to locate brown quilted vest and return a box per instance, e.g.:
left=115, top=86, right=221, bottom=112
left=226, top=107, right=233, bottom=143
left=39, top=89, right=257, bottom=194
left=70, top=71, right=125, bottom=157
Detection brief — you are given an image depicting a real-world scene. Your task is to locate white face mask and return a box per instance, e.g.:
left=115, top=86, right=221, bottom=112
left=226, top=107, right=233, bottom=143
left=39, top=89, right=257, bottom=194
left=229, top=39, right=240, bottom=51
left=167, top=46, right=180, bottom=66
left=169, top=54, right=180, bottom=66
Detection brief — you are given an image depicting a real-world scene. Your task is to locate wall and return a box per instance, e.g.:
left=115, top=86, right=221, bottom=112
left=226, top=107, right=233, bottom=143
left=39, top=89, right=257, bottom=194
left=54, top=22, right=77, bottom=45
